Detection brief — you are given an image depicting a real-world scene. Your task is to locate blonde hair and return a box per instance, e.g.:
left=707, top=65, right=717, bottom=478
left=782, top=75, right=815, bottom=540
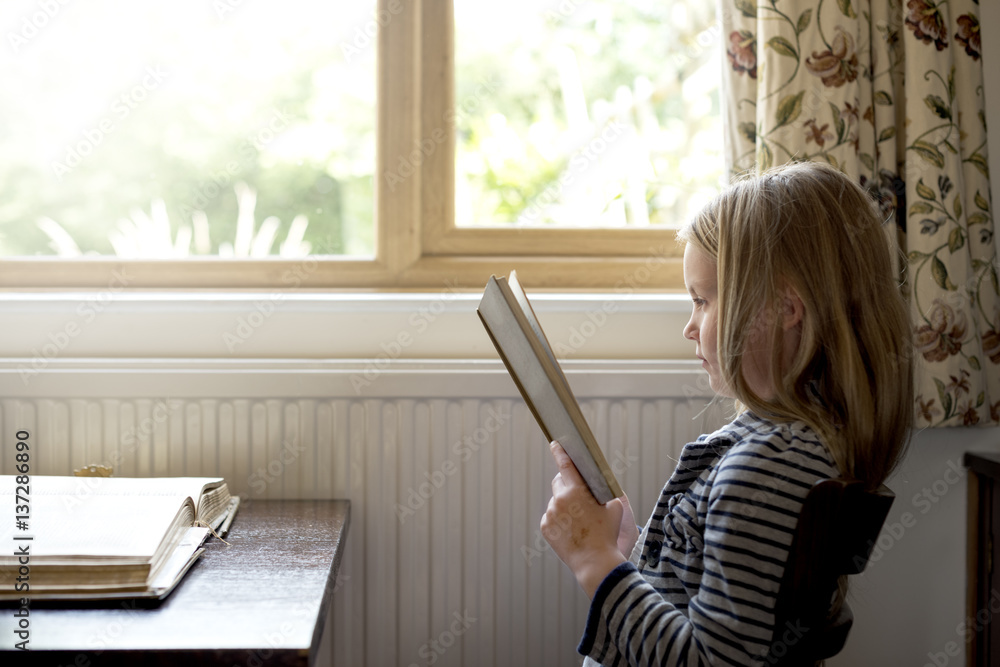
left=678, top=161, right=912, bottom=488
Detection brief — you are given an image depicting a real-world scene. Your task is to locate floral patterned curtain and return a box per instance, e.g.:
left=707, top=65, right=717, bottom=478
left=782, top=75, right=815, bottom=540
left=721, top=0, right=998, bottom=428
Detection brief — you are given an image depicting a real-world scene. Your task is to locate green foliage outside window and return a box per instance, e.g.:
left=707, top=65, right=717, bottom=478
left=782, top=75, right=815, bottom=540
left=0, top=0, right=721, bottom=258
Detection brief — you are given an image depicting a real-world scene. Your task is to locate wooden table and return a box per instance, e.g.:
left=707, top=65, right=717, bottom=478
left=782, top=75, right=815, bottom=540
left=0, top=499, right=350, bottom=666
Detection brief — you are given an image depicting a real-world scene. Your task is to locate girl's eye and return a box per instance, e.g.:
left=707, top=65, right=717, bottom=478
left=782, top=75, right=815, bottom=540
left=692, top=297, right=706, bottom=307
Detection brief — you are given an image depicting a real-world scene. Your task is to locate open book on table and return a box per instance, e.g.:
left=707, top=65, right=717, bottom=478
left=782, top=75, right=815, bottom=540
left=0, top=475, right=239, bottom=601
left=477, top=271, right=623, bottom=504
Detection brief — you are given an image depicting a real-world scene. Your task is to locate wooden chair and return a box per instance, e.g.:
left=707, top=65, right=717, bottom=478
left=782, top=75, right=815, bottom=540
left=765, top=478, right=895, bottom=666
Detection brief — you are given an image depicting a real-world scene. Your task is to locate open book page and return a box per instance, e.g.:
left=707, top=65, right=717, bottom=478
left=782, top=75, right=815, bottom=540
left=0, top=488, right=194, bottom=562
left=195, top=484, right=235, bottom=529
left=0, top=476, right=227, bottom=600
left=0, top=474, right=229, bottom=524
left=0, top=474, right=223, bottom=502
left=121, top=477, right=229, bottom=524
left=478, top=274, right=623, bottom=503
left=0, top=475, right=194, bottom=564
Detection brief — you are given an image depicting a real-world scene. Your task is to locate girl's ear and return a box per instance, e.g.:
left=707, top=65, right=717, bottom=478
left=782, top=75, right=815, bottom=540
left=782, top=285, right=804, bottom=330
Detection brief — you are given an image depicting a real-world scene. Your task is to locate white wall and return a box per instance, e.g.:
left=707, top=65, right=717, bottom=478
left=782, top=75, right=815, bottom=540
left=831, top=428, right=994, bottom=667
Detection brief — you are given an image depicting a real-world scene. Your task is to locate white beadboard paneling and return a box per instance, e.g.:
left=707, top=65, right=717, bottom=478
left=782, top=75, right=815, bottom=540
left=0, top=359, right=721, bottom=667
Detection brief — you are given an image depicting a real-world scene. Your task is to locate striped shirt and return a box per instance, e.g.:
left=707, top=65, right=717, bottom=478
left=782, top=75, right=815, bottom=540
left=580, top=411, right=839, bottom=666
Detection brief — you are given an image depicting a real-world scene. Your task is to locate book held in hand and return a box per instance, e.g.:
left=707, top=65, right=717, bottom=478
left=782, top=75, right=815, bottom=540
left=477, top=271, right=623, bottom=504
left=0, top=476, right=239, bottom=601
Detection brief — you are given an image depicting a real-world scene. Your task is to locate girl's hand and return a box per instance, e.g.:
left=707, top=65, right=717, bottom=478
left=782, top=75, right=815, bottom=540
left=617, top=492, right=640, bottom=559
left=541, top=441, right=627, bottom=598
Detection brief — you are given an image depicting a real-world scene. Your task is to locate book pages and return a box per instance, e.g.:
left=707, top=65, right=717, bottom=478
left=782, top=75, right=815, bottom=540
left=0, top=475, right=233, bottom=600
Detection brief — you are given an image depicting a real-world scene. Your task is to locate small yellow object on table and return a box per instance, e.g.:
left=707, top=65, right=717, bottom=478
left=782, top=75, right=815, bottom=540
left=73, top=464, right=113, bottom=477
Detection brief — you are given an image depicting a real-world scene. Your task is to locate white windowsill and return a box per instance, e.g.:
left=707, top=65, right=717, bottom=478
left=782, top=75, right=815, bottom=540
left=0, top=292, right=696, bottom=361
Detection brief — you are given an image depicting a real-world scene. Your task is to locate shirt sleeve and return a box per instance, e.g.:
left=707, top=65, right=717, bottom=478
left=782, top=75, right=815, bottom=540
left=578, top=445, right=814, bottom=666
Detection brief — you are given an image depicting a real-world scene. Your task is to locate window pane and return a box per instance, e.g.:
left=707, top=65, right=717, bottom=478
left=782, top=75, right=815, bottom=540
left=455, top=0, right=722, bottom=228
left=0, top=0, right=375, bottom=258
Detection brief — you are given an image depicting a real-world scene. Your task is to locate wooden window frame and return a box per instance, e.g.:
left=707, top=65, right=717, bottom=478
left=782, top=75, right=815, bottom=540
left=0, top=0, right=684, bottom=290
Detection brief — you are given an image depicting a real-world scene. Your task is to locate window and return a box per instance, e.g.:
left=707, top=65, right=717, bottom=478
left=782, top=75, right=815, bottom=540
left=454, top=0, right=722, bottom=231
left=1, top=0, right=720, bottom=289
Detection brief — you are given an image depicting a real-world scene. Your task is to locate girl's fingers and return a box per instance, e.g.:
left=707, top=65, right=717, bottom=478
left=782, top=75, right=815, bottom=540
left=549, top=440, right=585, bottom=487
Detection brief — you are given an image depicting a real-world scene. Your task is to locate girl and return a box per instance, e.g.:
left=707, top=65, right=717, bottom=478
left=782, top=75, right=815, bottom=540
left=541, top=161, right=913, bottom=666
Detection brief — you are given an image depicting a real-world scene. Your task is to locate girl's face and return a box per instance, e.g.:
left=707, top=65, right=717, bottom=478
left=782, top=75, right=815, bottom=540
left=682, top=244, right=729, bottom=397
left=682, top=244, right=799, bottom=401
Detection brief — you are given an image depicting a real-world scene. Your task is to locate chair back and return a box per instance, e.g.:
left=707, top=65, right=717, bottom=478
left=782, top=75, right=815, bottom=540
left=766, top=478, right=894, bottom=666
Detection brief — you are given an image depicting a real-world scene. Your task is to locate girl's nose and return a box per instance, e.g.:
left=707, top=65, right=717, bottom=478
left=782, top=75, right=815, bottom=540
left=683, top=316, right=697, bottom=341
